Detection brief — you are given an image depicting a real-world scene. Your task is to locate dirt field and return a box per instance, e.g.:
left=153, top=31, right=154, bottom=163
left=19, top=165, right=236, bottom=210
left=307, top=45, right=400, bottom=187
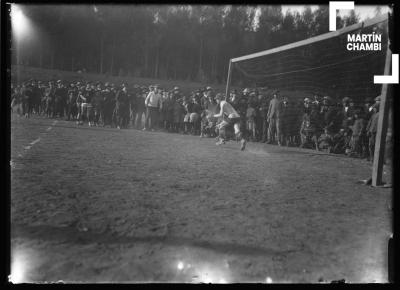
left=10, top=114, right=392, bottom=283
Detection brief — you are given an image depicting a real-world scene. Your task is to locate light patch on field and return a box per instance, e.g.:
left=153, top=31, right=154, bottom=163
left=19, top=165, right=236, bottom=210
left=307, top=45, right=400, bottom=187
left=246, top=147, right=271, bottom=156
left=10, top=246, right=36, bottom=283
left=264, top=177, right=278, bottom=185
left=174, top=252, right=231, bottom=283
left=46, top=127, right=52, bottom=131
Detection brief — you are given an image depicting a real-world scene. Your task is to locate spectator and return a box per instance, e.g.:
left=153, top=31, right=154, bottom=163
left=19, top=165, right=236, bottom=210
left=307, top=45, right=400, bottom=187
left=366, top=101, right=380, bottom=161
left=144, top=85, right=161, bottom=131
left=246, top=99, right=256, bottom=141
left=317, top=127, right=333, bottom=152
left=348, top=109, right=367, bottom=157
left=266, top=90, right=282, bottom=145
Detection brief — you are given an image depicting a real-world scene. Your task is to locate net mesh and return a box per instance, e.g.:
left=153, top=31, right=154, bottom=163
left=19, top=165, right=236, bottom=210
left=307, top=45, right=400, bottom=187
left=231, top=16, right=389, bottom=104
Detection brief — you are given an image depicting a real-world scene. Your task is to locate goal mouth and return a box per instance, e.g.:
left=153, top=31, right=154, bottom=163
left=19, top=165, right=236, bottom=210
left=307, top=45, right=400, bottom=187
left=226, top=13, right=390, bottom=105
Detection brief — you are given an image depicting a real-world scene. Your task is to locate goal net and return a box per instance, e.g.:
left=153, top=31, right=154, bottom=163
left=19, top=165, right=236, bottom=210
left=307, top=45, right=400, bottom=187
left=228, top=14, right=390, bottom=105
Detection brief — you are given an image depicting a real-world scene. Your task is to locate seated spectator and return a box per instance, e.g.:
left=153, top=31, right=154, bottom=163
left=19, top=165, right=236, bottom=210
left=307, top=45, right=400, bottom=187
left=331, top=129, right=347, bottom=154
left=300, top=102, right=320, bottom=150
left=317, top=127, right=333, bottom=153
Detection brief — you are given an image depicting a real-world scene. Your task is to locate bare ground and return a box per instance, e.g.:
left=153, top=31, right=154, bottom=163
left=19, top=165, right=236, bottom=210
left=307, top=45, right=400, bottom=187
left=10, top=114, right=392, bottom=283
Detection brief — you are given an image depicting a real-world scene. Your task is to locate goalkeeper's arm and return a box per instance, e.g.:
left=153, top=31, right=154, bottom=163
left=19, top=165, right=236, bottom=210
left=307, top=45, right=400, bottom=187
left=214, top=103, right=224, bottom=118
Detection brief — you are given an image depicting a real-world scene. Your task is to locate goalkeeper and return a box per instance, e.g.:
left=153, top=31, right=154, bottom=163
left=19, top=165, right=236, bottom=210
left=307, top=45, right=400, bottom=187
left=213, top=94, right=247, bottom=151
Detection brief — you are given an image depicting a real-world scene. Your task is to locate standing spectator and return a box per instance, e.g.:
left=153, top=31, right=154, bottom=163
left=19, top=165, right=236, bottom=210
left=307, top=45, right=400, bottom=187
left=191, top=95, right=202, bottom=135
left=202, top=87, right=214, bottom=107
left=66, top=83, right=78, bottom=121
left=246, top=99, right=257, bottom=141
left=38, top=81, right=47, bottom=115
left=44, top=81, right=56, bottom=118
left=134, top=88, right=147, bottom=130
left=229, top=89, right=239, bottom=108
left=76, top=86, right=87, bottom=125
left=278, top=97, right=290, bottom=146
left=92, top=82, right=104, bottom=126
left=115, top=83, right=130, bottom=129
left=266, top=90, right=282, bottom=145
left=31, top=80, right=42, bottom=115
left=54, top=80, right=67, bottom=118
left=182, top=96, right=194, bottom=134
left=20, top=82, right=33, bottom=118
left=172, top=86, right=181, bottom=102
left=284, top=98, right=302, bottom=146
left=159, top=90, right=169, bottom=131
left=366, top=100, right=380, bottom=161
left=255, top=94, right=269, bottom=142
left=172, top=97, right=184, bottom=133
left=144, top=85, right=161, bottom=131
left=363, top=97, right=375, bottom=121
left=165, top=92, right=175, bottom=132
left=101, top=83, right=115, bottom=127
left=129, top=84, right=142, bottom=128
left=348, top=109, right=367, bottom=157
left=339, top=97, right=355, bottom=130
left=320, top=96, right=340, bottom=134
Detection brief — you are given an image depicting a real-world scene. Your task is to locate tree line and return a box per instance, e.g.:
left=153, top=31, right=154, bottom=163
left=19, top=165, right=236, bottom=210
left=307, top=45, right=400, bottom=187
left=11, top=5, right=380, bottom=84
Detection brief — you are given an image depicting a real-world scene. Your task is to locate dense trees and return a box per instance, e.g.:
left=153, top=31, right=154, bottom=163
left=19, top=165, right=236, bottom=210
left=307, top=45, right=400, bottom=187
left=12, top=5, right=363, bottom=83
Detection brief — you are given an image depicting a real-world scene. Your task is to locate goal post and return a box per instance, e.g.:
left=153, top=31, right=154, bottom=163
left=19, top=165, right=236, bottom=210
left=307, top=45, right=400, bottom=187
left=372, top=45, right=392, bottom=186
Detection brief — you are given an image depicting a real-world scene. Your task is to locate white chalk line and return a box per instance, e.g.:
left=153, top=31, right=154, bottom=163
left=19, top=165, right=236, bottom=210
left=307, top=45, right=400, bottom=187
left=30, top=138, right=41, bottom=145
left=17, top=119, right=58, bottom=160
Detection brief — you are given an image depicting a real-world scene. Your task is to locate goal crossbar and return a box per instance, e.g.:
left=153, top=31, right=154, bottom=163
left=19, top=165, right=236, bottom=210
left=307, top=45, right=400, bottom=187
left=230, top=13, right=388, bottom=64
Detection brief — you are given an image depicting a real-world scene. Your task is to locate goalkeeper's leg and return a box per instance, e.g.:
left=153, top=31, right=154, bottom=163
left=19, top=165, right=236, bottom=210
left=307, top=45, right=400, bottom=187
left=233, top=120, right=246, bottom=151
left=216, top=120, right=228, bottom=145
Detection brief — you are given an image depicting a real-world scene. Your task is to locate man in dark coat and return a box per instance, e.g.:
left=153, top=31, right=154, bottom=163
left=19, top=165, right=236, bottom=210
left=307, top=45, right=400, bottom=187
left=101, top=83, right=115, bottom=127
left=66, top=83, right=78, bottom=121
left=255, top=94, right=269, bottom=142
left=320, top=96, right=340, bottom=134
left=20, top=82, right=33, bottom=118
left=115, top=84, right=130, bottom=129
left=54, top=80, right=68, bottom=118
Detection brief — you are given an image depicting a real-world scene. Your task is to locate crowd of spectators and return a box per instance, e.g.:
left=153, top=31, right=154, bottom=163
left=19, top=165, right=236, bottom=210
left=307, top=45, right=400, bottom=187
left=11, top=79, right=390, bottom=161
